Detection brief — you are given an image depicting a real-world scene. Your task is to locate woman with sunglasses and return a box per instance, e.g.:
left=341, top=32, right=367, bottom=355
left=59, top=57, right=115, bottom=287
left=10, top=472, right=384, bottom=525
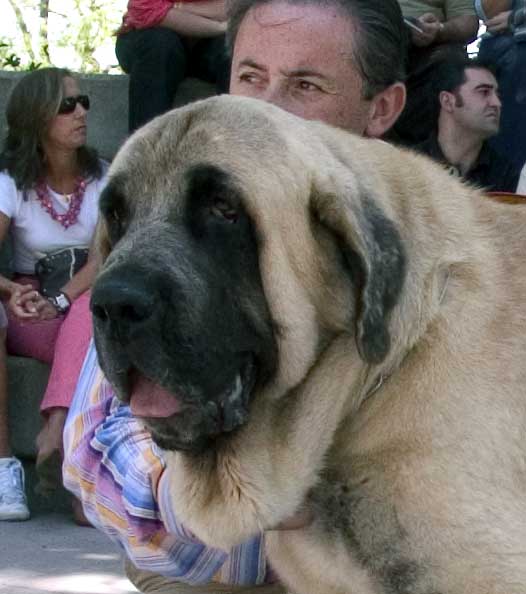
left=0, top=67, right=107, bottom=522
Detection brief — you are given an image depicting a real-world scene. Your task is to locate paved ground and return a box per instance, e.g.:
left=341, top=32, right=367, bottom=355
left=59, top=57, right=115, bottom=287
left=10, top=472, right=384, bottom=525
left=0, top=461, right=138, bottom=594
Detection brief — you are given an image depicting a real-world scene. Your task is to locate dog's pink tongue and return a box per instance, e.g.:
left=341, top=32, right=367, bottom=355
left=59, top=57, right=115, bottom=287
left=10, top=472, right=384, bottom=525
left=130, top=375, right=182, bottom=418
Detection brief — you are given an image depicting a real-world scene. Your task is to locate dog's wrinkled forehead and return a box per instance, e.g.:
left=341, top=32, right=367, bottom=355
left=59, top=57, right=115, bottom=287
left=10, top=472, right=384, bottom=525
left=99, top=96, right=325, bottom=252
left=112, top=96, right=300, bottom=179
left=108, top=95, right=318, bottom=206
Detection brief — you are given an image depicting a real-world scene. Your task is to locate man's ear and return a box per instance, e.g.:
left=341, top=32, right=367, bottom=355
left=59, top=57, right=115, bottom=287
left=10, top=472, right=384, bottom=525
left=365, top=82, right=407, bottom=139
left=439, top=90, right=454, bottom=113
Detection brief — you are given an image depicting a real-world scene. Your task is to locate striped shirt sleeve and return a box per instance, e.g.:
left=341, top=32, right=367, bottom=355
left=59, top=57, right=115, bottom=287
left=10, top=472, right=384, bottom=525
left=63, top=340, right=268, bottom=585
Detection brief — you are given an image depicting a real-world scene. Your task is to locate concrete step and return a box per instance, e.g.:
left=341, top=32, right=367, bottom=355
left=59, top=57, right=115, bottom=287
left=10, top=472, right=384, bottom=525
left=0, top=460, right=137, bottom=594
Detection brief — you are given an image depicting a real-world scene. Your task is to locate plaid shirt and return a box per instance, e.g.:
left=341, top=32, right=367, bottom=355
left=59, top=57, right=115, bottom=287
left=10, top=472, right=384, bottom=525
left=63, top=341, right=268, bottom=585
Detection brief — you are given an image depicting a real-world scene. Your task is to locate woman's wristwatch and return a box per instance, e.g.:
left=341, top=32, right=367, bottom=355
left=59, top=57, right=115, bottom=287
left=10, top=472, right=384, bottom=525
left=48, top=291, right=71, bottom=314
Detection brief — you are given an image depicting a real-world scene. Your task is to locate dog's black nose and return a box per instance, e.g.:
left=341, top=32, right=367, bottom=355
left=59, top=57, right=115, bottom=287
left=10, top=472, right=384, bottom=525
left=91, top=277, right=156, bottom=337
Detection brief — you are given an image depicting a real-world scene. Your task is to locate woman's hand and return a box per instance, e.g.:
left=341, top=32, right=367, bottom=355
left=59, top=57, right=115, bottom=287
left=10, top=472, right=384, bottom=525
left=485, top=10, right=512, bottom=34
left=7, top=284, right=41, bottom=320
left=32, top=297, right=60, bottom=321
left=10, top=288, right=59, bottom=321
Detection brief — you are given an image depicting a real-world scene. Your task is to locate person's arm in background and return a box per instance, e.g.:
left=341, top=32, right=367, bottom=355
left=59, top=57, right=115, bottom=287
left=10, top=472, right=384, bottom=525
left=410, top=13, right=479, bottom=46
left=435, top=13, right=480, bottom=42
left=63, top=341, right=268, bottom=586
left=484, top=10, right=513, bottom=33
left=0, top=175, right=48, bottom=321
left=160, top=6, right=226, bottom=38
left=0, top=212, right=36, bottom=320
left=122, top=0, right=226, bottom=38
left=174, top=0, right=225, bottom=20
left=482, top=4, right=526, bottom=34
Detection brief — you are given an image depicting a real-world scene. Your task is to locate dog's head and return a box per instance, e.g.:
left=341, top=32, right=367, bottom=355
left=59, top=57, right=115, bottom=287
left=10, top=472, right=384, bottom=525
left=91, top=96, right=407, bottom=452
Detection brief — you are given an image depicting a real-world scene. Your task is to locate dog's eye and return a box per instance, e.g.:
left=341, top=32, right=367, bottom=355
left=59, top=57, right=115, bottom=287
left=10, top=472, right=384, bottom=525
left=210, top=199, right=238, bottom=223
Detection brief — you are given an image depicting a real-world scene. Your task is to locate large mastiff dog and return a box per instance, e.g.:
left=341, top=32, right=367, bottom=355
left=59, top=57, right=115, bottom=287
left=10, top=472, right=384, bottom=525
left=91, top=95, right=526, bottom=594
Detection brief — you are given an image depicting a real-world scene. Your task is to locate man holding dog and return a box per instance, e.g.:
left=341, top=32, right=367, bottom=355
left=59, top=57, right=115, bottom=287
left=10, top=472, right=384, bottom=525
left=63, top=0, right=408, bottom=592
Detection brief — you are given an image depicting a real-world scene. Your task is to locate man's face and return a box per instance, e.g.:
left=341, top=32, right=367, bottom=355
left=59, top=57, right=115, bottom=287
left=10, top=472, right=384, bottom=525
left=229, top=1, right=373, bottom=134
left=452, top=68, right=502, bottom=138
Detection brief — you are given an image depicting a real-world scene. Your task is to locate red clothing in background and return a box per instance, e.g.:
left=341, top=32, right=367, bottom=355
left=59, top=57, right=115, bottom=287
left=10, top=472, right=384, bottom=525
left=122, top=0, right=203, bottom=31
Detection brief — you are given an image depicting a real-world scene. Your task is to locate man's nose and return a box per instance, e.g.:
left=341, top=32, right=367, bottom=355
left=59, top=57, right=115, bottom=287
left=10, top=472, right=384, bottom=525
left=489, top=92, right=502, bottom=109
left=260, top=83, right=292, bottom=112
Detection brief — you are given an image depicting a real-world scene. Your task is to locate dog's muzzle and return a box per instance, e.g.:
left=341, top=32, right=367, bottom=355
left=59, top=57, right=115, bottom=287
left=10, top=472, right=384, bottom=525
left=90, top=270, right=258, bottom=451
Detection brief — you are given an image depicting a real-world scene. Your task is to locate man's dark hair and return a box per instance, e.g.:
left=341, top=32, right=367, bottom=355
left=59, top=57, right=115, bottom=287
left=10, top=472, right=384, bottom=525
left=430, top=53, right=498, bottom=114
left=433, top=54, right=497, bottom=97
left=226, top=0, right=407, bottom=99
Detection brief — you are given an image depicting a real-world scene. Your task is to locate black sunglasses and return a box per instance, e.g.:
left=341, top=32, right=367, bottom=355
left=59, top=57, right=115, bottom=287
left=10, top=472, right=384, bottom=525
left=57, top=94, right=90, bottom=115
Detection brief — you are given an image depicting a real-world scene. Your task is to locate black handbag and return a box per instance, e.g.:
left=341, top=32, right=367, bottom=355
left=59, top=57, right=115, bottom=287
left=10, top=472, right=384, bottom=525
left=35, top=247, right=89, bottom=297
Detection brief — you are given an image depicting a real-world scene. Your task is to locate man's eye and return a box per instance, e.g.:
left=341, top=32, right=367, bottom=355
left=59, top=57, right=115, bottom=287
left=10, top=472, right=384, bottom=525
left=239, top=72, right=260, bottom=84
left=297, top=80, right=321, bottom=92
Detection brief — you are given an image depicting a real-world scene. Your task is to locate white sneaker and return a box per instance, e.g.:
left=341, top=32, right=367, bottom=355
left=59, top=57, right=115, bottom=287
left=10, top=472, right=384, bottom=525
left=0, top=457, right=30, bottom=521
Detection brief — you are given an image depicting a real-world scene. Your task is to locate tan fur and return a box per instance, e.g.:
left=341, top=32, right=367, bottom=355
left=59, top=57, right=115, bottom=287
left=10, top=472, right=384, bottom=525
left=104, top=95, right=526, bottom=594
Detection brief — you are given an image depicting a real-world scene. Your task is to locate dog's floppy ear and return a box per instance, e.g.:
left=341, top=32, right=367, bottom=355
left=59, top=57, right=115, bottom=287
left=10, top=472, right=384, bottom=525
left=311, top=189, right=406, bottom=365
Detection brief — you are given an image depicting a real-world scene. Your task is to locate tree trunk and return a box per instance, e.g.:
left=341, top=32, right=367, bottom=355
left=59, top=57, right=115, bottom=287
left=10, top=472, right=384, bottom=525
left=7, top=0, right=37, bottom=63
left=38, top=0, right=50, bottom=63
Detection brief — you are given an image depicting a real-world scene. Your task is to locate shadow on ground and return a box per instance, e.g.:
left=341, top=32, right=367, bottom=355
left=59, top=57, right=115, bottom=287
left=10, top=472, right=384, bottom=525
left=0, top=460, right=137, bottom=594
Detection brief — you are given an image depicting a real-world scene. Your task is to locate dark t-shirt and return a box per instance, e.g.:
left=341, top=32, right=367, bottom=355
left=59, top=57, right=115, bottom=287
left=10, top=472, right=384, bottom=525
left=416, top=134, right=521, bottom=193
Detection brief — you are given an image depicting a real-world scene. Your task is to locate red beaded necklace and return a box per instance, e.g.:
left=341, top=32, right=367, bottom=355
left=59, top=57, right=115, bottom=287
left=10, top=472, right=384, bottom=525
left=35, top=177, right=87, bottom=229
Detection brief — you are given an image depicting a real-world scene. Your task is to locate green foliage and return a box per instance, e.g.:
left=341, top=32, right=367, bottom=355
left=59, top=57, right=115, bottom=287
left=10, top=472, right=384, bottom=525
left=0, top=39, right=43, bottom=70
left=2, top=0, right=124, bottom=73
left=56, top=0, right=122, bottom=72
left=0, top=40, right=21, bottom=69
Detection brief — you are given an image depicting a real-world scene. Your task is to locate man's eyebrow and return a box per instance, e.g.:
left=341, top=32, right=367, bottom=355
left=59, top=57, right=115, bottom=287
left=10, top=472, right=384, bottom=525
left=474, top=83, right=497, bottom=91
left=237, top=58, right=266, bottom=70
left=286, top=68, right=328, bottom=80
left=235, top=60, right=328, bottom=80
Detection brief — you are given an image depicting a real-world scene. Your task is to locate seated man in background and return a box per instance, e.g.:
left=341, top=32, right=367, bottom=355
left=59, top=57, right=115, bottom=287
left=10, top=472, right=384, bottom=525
left=416, top=55, right=520, bottom=192
left=116, top=0, right=231, bottom=132
left=64, top=0, right=408, bottom=592
left=392, top=0, right=479, bottom=146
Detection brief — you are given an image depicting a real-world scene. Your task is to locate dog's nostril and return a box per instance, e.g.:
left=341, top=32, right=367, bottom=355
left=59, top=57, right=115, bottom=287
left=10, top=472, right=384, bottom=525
left=91, top=281, right=156, bottom=328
